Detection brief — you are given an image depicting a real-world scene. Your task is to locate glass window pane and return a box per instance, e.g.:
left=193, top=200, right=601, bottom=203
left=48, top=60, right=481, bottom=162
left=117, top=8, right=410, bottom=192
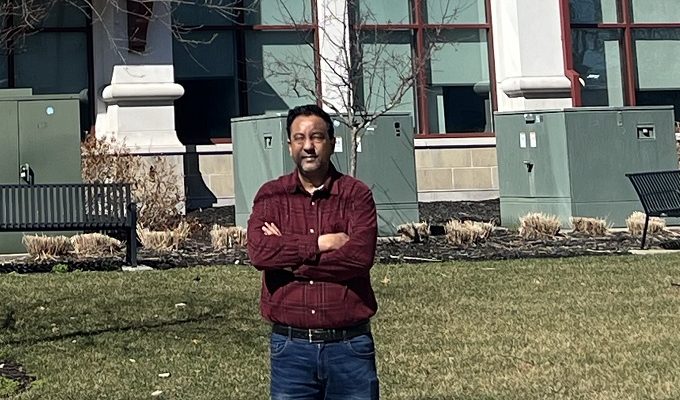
left=244, top=0, right=313, bottom=25
left=360, top=31, right=416, bottom=116
left=174, top=32, right=236, bottom=79
left=245, top=31, right=316, bottom=114
left=172, top=0, right=238, bottom=26
left=634, top=29, right=680, bottom=90
left=427, top=29, right=490, bottom=133
left=14, top=32, right=88, bottom=94
left=173, top=32, right=238, bottom=143
left=426, top=0, right=486, bottom=24
left=40, top=0, right=89, bottom=28
left=358, top=0, right=412, bottom=24
left=634, top=29, right=680, bottom=119
left=569, top=0, right=619, bottom=23
left=571, top=29, right=624, bottom=106
left=631, top=0, right=680, bottom=23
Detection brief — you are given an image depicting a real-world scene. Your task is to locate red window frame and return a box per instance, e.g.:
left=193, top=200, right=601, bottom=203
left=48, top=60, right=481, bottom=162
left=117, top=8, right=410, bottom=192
left=355, top=0, right=497, bottom=137
left=560, top=0, right=680, bottom=107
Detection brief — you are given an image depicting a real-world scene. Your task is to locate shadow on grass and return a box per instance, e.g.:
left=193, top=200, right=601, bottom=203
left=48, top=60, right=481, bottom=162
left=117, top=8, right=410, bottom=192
left=4, top=313, right=266, bottom=347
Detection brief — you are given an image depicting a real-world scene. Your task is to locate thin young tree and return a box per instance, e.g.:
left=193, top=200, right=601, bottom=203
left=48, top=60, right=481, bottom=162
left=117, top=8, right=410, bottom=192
left=260, top=0, right=466, bottom=176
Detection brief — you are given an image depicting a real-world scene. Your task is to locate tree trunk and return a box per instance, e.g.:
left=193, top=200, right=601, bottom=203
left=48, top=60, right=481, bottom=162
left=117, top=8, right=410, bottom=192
left=349, top=126, right=359, bottom=177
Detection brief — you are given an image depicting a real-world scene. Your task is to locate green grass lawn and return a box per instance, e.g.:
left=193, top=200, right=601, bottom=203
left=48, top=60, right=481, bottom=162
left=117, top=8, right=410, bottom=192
left=2, top=254, right=680, bottom=399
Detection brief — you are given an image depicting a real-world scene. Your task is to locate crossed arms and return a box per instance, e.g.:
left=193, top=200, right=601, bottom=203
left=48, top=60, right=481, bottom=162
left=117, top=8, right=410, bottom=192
left=247, top=183, right=377, bottom=282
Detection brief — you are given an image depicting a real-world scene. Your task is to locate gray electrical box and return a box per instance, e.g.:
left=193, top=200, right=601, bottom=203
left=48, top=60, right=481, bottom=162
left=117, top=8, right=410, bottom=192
left=494, top=106, right=678, bottom=228
left=232, top=113, right=419, bottom=236
left=0, top=88, right=83, bottom=253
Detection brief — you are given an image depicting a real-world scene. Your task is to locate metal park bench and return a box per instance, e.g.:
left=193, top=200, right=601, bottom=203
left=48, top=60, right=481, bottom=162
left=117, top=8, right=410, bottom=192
left=0, top=183, right=138, bottom=265
left=626, top=170, right=680, bottom=249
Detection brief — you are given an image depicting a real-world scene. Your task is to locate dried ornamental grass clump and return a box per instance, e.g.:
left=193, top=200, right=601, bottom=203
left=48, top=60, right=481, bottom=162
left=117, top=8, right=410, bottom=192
left=570, top=217, right=609, bottom=236
left=626, top=211, right=666, bottom=236
left=22, top=235, right=72, bottom=260
left=396, top=222, right=430, bottom=243
left=137, top=221, right=191, bottom=253
left=444, top=219, right=493, bottom=246
left=137, top=228, right=174, bottom=253
left=210, top=225, right=247, bottom=251
left=70, top=233, right=123, bottom=256
left=172, top=221, right=191, bottom=249
left=519, top=213, right=561, bottom=240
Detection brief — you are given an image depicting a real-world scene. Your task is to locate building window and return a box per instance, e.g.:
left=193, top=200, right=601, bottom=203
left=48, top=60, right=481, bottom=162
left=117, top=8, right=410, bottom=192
left=0, top=0, right=92, bottom=134
left=172, top=0, right=318, bottom=144
left=1, top=0, right=90, bottom=94
left=566, top=0, right=680, bottom=118
left=356, top=0, right=495, bottom=135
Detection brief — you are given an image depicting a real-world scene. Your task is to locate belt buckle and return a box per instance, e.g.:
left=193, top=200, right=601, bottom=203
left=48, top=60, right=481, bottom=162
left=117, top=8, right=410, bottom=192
left=307, top=328, right=326, bottom=343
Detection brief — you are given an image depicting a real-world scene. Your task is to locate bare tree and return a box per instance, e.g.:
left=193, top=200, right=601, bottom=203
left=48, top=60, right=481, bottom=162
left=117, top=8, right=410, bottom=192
left=0, top=0, right=251, bottom=55
left=261, top=0, right=466, bottom=176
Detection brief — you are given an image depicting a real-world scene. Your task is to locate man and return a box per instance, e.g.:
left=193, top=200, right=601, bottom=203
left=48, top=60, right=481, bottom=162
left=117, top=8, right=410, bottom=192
left=247, top=104, right=379, bottom=399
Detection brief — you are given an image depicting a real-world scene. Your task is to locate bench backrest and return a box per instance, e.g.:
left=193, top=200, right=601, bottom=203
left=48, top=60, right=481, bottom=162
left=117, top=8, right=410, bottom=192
left=626, top=170, right=680, bottom=216
left=0, top=183, right=133, bottom=230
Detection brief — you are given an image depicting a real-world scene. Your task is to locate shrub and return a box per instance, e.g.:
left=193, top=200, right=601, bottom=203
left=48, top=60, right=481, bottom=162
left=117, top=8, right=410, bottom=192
left=22, top=235, right=72, bottom=260
left=519, top=213, right=561, bottom=240
left=210, top=225, right=247, bottom=251
left=70, top=233, right=123, bottom=256
left=626, top=211, right=666, bottom=236
left=81, top=134, right=184, bottom=230
left=444, top=219, right=493, bottom=246
left=570, top=217, right=609, bottom=236
left=396, top=222, right=430, bottom=243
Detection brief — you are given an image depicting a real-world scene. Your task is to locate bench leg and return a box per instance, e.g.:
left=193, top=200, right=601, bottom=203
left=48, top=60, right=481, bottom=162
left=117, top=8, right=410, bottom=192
left=126, top=203, right=138, bottom=266
left=641, top=214, right=650, bottom=250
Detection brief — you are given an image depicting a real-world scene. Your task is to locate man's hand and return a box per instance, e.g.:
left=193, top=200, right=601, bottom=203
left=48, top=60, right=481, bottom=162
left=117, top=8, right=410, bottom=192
left=261, top=222, right=293, bottom=271
left=318, top=233, right=349, bottom=252
left=262, top=222, right=282, bottom=236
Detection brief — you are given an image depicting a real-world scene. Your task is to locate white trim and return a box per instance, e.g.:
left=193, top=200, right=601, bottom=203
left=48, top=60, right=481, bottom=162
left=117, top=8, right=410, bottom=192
left=102, top=83, right=184, bottom=104
left=418, top=190, right=499, bottom=202
left=195, top=143, right=234, bottom=153
left=188, top=139, right=493, bottom=153
left=414, top=137, right=496, bottom=148
left=500, top=76, right=572, bottom=99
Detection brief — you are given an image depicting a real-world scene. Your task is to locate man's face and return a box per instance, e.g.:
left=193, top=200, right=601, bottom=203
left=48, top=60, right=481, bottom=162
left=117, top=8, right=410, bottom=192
left=288, top=115, right=335, bottom=175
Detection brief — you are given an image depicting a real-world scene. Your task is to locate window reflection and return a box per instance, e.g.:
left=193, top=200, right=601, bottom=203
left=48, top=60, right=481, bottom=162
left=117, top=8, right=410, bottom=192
left=572, top=29, right=624, bottom=106
left=634, top=29, right=680, bottom=118
left=569, top=0, right=619, bottom=24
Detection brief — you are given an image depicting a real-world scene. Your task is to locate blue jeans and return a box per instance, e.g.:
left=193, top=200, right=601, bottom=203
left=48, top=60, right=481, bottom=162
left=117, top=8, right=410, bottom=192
left=270, top=332, right=379, bottom=400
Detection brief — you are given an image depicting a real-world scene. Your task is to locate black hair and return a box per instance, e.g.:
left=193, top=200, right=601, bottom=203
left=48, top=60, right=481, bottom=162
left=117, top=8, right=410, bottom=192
left=286, top=104, right=335, bottom=139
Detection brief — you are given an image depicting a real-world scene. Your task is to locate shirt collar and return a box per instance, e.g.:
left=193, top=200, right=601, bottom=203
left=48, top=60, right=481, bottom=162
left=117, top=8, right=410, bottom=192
left=286, top=163, right=342, bottom=196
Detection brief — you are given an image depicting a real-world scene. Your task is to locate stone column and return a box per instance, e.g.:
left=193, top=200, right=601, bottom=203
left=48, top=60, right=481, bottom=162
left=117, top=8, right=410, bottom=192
left=100, top=65, right=184, bottom=153
left=491, top=0, right=573, bottom=112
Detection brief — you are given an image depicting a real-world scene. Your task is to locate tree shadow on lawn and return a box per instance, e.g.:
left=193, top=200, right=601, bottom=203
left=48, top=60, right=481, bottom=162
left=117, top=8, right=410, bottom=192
left=3, top=313, right=265, bottom=348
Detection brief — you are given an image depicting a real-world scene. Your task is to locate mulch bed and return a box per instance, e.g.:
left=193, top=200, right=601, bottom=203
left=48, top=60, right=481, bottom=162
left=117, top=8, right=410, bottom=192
left=1, top=200, right=678, bottom=272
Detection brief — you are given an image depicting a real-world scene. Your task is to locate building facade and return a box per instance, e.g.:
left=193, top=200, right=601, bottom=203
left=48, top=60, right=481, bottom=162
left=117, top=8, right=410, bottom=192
left=2, top=0, right=678, bottom=209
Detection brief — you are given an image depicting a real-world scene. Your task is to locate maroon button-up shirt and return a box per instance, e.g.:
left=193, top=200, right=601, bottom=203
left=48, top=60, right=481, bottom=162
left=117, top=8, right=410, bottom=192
left=247, top=165, right=378, bottom=329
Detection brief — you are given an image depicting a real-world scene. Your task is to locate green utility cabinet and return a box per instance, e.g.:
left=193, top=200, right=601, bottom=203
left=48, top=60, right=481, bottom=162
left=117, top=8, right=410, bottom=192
left=494, top=106, right=678, bottom=228
left=232, top=113, right=419, bottom=236
left=0, top=89, right=82, bottom=253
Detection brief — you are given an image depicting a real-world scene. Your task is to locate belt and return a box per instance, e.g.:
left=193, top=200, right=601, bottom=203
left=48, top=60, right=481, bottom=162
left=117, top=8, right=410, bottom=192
left=272, top=321, right=371, bottom=343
